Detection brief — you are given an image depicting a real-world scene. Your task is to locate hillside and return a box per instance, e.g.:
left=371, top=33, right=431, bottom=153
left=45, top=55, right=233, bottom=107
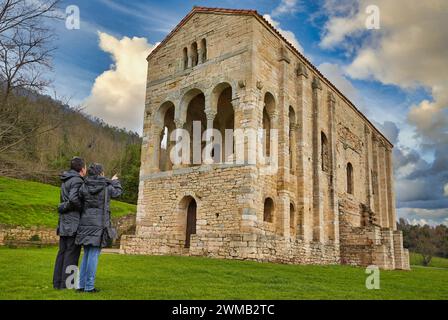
left=0, top=92, right=141, bottom=204
left=0, top=176, right=136, bottom=228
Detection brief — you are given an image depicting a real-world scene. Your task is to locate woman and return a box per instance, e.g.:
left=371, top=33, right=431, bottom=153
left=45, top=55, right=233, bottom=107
left=75, top=163, right=122, bottom=293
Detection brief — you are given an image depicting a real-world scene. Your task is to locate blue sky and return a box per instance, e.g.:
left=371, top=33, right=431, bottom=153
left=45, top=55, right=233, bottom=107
left=49, top=0, right=448, bottom=226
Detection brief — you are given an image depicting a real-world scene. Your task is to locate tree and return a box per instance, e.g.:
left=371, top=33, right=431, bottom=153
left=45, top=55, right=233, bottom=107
left=398, top=218, right=447, bottom=265
left=0, top=0, right=60, bottom=153
left=112, top=143, right=141, bottom=204
left=416, top=225, right=437, bottom=266
left=0, top=0, right=60, bottom=101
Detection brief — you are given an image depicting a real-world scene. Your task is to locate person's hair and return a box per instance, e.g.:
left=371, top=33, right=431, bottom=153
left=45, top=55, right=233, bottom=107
left=88, top=163, right=104, bottom=176
left=70, top=157, right=85, bottom=173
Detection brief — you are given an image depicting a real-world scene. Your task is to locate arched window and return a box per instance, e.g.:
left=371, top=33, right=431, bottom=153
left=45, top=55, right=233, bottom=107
left=200, top=38, right=207, bottom=63
left=262, top=107, right=271, bottom=157
left=212, top=83, right=234, bottom=163
left=347, top=162, right=354, bottom=194
left=289, top=106, right=296, bottom=171
left=263, top=93, right=275, bottom=158
left=182, top=47, right=188, bottom=69
left=263, top=197, right=274, bottom=223
left=156, top=102, right=175, bottom=171
left=191, top=42, right=198, bottom=67
left=321, top=131, right=329, bottom=172
left=185, top=91, right=206, bottom=166
left=289, top=203, right=295, bottom=231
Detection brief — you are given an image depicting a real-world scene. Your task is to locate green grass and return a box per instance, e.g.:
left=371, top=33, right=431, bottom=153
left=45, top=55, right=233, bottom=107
left=0, top=247, right=447, bottom=300
left=0, top=176, right=136, bottom=228
left=410, top=252, right=448, bottom=269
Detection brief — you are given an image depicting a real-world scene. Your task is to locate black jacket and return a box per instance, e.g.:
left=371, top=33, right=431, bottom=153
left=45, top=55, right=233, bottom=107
left=75, top=176, right=122, bottom=248
left=57, top=170, right=84, bottom=237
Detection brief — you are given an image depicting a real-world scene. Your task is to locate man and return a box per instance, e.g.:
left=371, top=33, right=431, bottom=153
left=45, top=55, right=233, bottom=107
left=53, top=156, right=86, bottom=290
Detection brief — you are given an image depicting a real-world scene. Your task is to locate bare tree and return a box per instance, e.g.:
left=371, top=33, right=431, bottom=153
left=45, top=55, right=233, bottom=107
left=0, top=0, right=60, bottom=103
left=0, top=0, right=60, bottom=153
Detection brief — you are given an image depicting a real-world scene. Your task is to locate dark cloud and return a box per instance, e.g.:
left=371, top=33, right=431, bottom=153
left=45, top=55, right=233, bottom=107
left=377, top=121, right=399, bottom=145
left=377, top=120, right=448, bottom=220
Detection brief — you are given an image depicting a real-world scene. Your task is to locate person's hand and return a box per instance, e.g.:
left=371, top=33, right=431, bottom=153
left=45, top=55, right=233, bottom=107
left=111, top=174, right=118, bottom=180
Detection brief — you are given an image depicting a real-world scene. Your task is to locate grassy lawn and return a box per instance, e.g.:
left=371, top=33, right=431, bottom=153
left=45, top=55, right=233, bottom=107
left=0, top=176, right=136, bottom=228
left=0, top=247, right=447, bottom=300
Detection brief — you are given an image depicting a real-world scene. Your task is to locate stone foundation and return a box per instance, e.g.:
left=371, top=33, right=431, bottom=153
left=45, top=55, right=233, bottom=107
left=339, top=222, right=410, bottom=270
left=121, top=233, right=340, bottom=265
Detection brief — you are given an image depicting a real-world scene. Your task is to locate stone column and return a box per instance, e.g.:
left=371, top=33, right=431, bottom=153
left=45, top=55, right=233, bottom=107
left=289, top=123, right=298, bottom=175
left=148, top=124, right=163, bottom=173
left=234, top=88, right=258, bottom=166
left=278, top=191, right=290, bottom=238
left=267, top=110, right=279, bottom=171
left=364, top=125, right=372, bottom=208
left=278, top=44, right=291, bottom=188
left=140, top=107, right=152, bottom=177
left=312, top=76, right=324, bottom=242
left=172, top=119, right=186, bottom=169
left=295, top=62, right=309, bottom=241
left=198, top=48, right=204, bottom=64
left=379, top=141, right=389, bottom=228
left=327, top=92, right=338, bottom=243
left=239, top=88, right=262, bottom=233
left=187, top=51, right=193, bottom=68
left=204, top=109, right=217, bottom=164
left=371, top=135, right=381, bottom=225
left=386, top=145, right=396, bottom=230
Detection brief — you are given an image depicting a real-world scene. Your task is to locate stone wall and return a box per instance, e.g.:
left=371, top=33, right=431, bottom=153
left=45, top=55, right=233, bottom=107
left=0, top=225, right=59, bottom=246
left=0, top=214, right=136, bottom=247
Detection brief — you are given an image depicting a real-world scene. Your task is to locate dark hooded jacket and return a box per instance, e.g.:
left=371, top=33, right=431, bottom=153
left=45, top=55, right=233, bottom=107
left=75, top=176, right=122, bottom=247
left=57, top=170, right=84, bottom=237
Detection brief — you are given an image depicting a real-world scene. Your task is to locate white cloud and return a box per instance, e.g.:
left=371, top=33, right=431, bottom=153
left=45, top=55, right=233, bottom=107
left=320, top=15, right=364, bottom=49
left=320, top=1, right=448, bottom=146
left=397, top=207, right=448, bottom=226
left=319, top=1, right=448, bottom=224
left=263, top=14, right=303, bottom=53
left=444, top=183, right=448, bottom=197
left=84, top=32, right=156, bottom=133
left=271, top=0, right=302, bottom=17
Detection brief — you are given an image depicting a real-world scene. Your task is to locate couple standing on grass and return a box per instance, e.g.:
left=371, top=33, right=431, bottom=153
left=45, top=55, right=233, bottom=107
left=52, top=157, right=122, bottom=293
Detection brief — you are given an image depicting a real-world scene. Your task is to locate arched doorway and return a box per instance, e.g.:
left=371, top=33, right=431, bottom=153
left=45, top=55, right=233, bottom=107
left=263, top=197, right=274, bottom=223
left=185, top=198, right=197, bottom=248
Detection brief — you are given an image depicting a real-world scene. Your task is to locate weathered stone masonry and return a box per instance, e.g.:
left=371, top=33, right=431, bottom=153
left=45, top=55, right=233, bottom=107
left=120, top=7, right=410, bottom=270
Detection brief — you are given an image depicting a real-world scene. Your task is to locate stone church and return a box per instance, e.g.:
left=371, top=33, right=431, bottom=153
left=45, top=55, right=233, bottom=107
left=121, top=7, right=410, bottom=270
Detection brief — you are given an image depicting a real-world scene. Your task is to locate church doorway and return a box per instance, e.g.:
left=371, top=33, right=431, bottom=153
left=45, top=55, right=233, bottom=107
left=185, top=198, right=197, bottom=248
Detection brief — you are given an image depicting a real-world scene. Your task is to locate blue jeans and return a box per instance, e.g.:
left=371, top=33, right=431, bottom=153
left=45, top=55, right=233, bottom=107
left=78, top=246, right=101, bottom=291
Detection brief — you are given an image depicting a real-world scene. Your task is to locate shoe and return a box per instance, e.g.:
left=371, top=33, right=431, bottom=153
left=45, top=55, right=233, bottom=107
left=76, top=288, right=84, bottom=293
left=84, top=288, right=100, bottom=293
